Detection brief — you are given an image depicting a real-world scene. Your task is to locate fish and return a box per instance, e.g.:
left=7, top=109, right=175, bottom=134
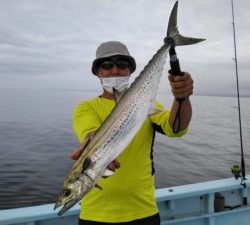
left=54, top=1, right=205, bottom=216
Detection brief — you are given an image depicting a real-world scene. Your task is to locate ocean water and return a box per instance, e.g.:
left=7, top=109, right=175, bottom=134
left=0, top=89, right=249, bottom=210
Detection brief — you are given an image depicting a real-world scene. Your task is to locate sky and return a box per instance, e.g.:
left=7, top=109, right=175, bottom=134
left=0, top=0, right=249, bottom=96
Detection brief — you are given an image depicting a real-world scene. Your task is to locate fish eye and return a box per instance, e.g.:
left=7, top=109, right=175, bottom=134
left=63, top=189, right=71, bottom=197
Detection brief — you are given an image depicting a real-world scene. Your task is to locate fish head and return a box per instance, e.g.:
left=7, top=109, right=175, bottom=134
left=54, top=173, right=93, bottom=215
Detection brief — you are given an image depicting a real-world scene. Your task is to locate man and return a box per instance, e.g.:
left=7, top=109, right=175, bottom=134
left=71, top=41, right=193, bottom=225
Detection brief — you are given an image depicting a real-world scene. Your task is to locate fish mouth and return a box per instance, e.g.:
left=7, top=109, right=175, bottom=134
left=54, top=199, right=79, bottom=216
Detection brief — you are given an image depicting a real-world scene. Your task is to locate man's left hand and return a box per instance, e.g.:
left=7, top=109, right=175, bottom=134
left=168, top=72, right=193, bottom=99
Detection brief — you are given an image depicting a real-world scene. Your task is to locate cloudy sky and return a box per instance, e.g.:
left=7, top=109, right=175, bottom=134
left=0, top=0, right=249, bottom=96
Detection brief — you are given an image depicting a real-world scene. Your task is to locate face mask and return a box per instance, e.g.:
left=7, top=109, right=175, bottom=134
left=100, top=76, right=129, bottom=93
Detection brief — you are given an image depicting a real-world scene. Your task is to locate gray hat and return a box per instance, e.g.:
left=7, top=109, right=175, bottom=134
left=91, top=41, right=136, bottom=75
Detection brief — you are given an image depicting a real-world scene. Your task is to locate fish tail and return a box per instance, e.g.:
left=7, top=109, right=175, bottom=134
left=165, top=1, right=205, bottom=46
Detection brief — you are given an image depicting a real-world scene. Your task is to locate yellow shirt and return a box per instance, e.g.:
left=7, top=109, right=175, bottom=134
left=73, top=96, right=187, bottom=222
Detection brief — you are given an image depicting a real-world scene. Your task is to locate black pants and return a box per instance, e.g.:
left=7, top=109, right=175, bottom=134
left=78, top=213, right=160, bottom=225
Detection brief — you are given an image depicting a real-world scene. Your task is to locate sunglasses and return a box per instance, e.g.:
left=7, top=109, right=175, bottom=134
left=99, top=59, right=131, bottom=70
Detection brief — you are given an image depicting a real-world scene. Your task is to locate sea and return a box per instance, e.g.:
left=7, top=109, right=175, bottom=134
left=0, top=88, right=249, bottom=210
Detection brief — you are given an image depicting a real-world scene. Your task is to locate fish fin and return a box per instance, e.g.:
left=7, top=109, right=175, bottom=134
left=76, top=132, right=95, bottom=157
left=102, top=169, right=115, bottom=178
left=82, top=157, right=92, bottom=172
left=95, top=184, right=103, bottom=190
left=113, top=88, right=127, bottom=103
left=148, top=107, right=163, bottom=116
left=82, top=133, right=94, bottom=146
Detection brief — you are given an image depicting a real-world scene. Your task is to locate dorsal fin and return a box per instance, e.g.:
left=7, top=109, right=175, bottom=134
left=113, top=88, right=127, bottom=103
left=75, top=132, right=95, bottom=158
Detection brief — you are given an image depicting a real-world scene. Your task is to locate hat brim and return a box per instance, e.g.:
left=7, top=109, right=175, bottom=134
left=92, top=54, right=136, bottom=75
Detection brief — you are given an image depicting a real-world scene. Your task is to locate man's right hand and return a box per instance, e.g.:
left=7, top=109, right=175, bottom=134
left=70, top=145, right=83, bottom=160
left=70, top=133, right=94, bottom=160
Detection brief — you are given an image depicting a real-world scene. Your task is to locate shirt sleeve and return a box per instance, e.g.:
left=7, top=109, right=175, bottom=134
left=149, top=101, right=188, bottom=137
left=73, top=101, right=101, bottom=143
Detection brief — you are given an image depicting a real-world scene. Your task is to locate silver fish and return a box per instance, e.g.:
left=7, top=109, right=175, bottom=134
left=54, top=1, right=205, bottom=215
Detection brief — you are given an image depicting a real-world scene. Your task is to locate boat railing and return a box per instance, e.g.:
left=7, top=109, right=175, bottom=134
left=0, top=176, right=249, bottom=225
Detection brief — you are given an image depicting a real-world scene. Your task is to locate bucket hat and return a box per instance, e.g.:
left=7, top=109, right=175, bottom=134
left=91, top=41, right=136, bottom=75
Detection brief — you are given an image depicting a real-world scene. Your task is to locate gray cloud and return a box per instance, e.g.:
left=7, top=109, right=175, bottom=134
left=0, top=0, right=249, bottom=95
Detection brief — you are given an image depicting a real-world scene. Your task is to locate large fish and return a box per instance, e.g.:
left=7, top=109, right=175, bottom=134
left=54, top=1, right=204, bottom=215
